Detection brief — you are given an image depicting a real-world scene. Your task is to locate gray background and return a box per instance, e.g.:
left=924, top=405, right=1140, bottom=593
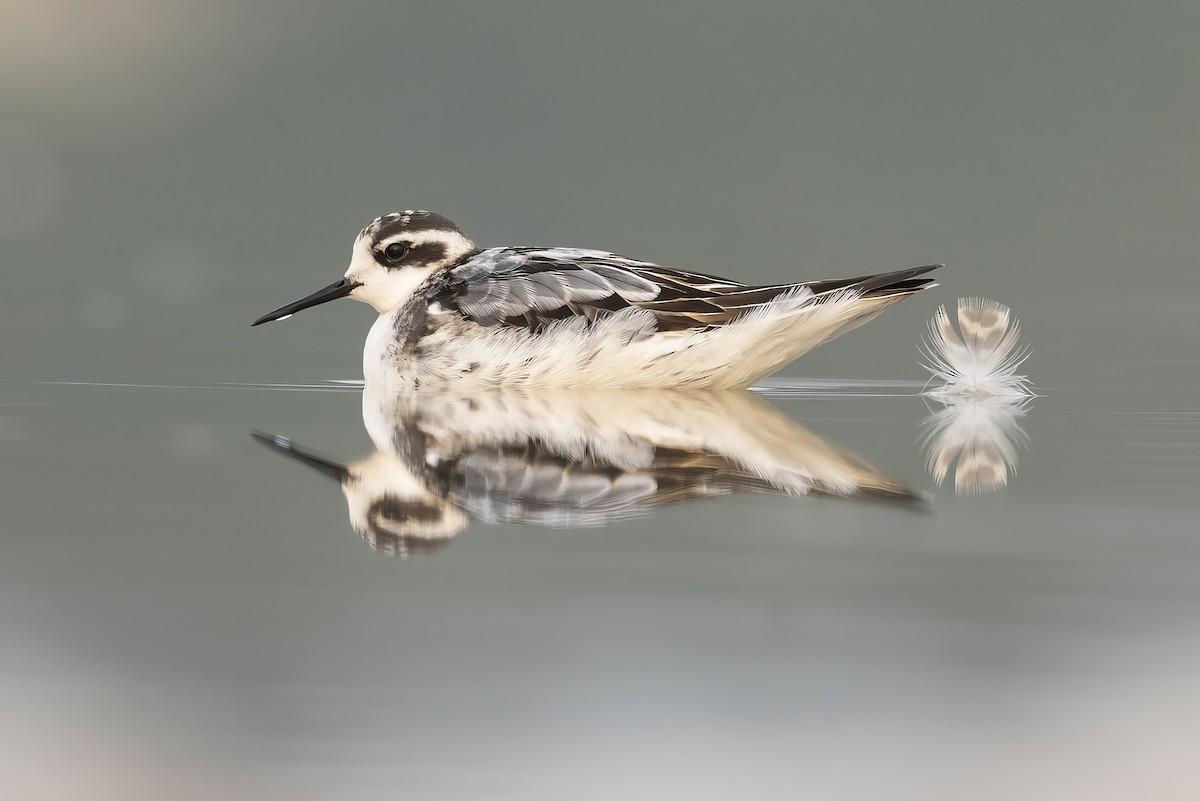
left=2, top=2, right=1199, bottom=799
left=4, top=1, right=1196, bottom=383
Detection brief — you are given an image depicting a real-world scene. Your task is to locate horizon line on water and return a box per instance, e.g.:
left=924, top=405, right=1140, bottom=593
left=5, top=379, right=365, bottom=393
left=750, top=377, right=927, bottom=398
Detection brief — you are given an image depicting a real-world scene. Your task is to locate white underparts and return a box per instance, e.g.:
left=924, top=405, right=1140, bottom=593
left=364, top=289, right=910, bottom=390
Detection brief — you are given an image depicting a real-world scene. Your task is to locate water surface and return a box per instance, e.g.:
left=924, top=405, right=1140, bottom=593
left=3, top=366, right=1198, bottom=799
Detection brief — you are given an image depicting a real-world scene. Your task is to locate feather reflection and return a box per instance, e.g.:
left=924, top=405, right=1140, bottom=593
left=255, top=386, right=925, bottom=555
left=920, top=395, right=1032, bottom=494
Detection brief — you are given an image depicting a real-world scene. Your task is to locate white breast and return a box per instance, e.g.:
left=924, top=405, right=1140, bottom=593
left=362, top=290, right=905, bottom=389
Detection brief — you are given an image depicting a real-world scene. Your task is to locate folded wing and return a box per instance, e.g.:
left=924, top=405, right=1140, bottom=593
left=437, top=247, right=939, bottom=332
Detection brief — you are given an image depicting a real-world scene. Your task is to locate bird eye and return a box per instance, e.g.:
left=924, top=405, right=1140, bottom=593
left=383, top=242, right=409, bottom=262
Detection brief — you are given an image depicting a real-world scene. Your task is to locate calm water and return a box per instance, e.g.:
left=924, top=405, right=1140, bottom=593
left=4, top=2, right=1200, bottom=799
left=4, top=366, right=1199, bottom=799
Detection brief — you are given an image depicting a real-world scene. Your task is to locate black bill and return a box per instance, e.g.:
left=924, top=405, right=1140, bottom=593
left=251, top=432, right=350, bottom=483
left=251, top=278, right=359, bottom=326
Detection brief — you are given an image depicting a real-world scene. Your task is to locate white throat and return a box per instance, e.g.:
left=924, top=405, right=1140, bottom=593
left=352, top=265, right=439, bottom=314
left=363, top=307, right=403, bottom=385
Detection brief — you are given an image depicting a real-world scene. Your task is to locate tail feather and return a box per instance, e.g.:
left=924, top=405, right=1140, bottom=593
left=630, top=263, right=940, bottom=332
left=639, top=264, right=941, bottom=330
left=802, top=264, right=942, bottom=299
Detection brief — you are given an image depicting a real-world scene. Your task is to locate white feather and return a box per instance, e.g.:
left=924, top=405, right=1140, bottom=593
left=921, top=297, right=1033, bottom=398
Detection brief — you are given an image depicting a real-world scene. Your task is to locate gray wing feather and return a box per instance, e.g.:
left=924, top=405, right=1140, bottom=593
left=448, top=247, right=662, bottom=325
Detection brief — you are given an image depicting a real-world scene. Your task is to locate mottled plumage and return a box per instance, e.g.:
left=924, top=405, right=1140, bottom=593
left=254, top=210, right=940, bottom=388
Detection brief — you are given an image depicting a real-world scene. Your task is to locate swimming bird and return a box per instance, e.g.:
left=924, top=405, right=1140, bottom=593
left=253, top=385, right=925, bottom=554
left=253, top=211, right=940, bottom=388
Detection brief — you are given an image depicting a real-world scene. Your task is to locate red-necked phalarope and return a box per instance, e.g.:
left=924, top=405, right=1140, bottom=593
left=253, top=211, right=940, bottom=388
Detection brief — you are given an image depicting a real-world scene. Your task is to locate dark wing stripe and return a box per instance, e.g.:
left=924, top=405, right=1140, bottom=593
left=639, top=297, right=730, bottom=315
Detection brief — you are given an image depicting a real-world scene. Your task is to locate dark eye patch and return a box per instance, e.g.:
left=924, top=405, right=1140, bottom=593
left=377, top=240, right=450, bottom=269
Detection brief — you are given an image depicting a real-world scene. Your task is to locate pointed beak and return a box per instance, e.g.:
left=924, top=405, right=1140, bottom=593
left=251, top=278, right=360, bottom=326
left=251, top=432, right=351, bottom=484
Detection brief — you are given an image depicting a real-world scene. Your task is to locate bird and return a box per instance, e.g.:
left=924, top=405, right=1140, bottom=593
left=253, top=384, right=925, bottom=555
left=252, top=210, right=940, bottom=389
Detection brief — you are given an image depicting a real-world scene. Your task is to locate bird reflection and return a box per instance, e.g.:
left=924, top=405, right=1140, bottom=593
left=920, top=395, right=1031, bottom=494
left=254, top=386, right=925, bottom=555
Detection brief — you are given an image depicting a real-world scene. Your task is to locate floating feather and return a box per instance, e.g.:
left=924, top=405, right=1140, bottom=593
left=921, top=297, right=1033, bottom=397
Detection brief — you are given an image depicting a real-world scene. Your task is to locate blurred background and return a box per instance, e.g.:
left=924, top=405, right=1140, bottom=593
left=2, top=1, right=1199, bottom=799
